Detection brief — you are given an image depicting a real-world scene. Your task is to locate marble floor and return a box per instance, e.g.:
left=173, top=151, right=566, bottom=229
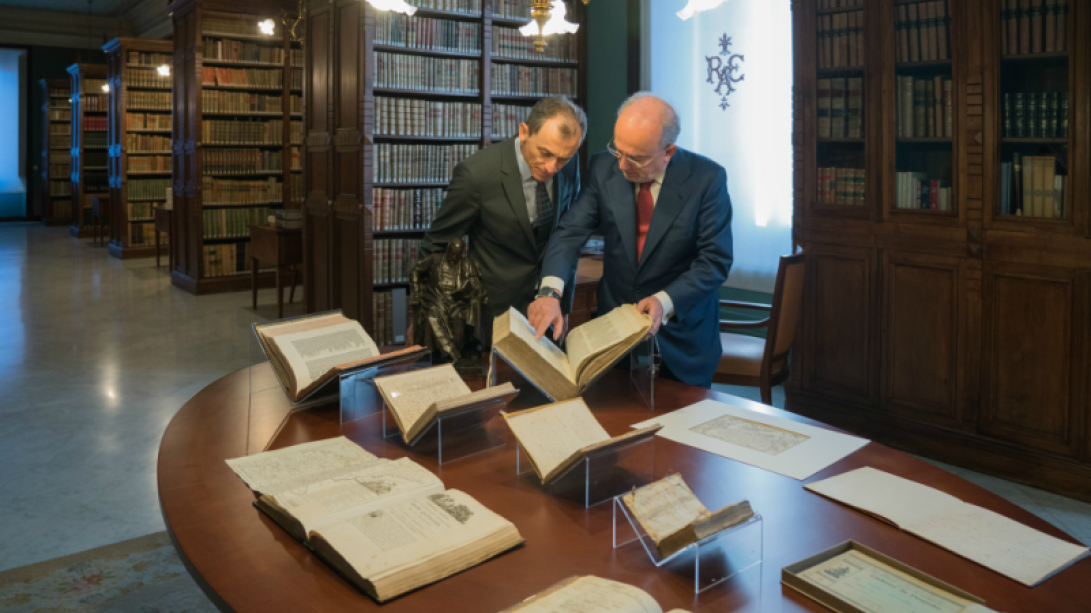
left=0, top=222, right=1088, bottom=575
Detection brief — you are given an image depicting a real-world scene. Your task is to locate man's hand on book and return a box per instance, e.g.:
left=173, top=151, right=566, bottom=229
left=529, top=296, right=564, bottom=341
left=636, top=296, right=664, bottom=335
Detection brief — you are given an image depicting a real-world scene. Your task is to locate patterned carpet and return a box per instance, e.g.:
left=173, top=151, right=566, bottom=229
left=0, top=533, right=216, bottom=613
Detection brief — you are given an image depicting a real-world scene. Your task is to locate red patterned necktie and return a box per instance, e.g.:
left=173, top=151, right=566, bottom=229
left=636, top=181, right=654, bottom=261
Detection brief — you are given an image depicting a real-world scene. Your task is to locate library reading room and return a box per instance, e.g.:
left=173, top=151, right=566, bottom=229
left=2, top=1, right=1091, bottom=612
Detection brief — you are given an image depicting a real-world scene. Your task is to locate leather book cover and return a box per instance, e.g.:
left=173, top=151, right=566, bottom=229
left=897, top=5, right=909, bottom=62
left=936, top=0, right=949, bottom=60
left=1031, top=0, right=1043, bottom=53
left=907, top=3, right=920, bottom=62
left=921, top=1, right=935, bottom=62
left=1019, top=0, right=1031, bottom=54
left=1044, top=0, right=1057, bottom=52
left=1056, top=0, right=1067, bottom=51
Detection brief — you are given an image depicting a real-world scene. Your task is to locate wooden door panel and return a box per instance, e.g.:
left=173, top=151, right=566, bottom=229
left=804, top=244, right=876, bottom=402
left=334, top=213, right=361, bottom=320
left=882, top=253, right=963, bottom=425
left=982, top=265, right=1088, bottom=457
left=304, top=0, right=334, bottom=312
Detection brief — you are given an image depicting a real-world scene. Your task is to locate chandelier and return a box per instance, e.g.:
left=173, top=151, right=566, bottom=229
left=521, top=0, right=732, bottom=53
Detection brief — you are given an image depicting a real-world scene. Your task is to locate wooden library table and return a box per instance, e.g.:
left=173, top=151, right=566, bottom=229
left=248, top=224, right=302, bottom=318
left=158, top=365, right=1090, bottom=613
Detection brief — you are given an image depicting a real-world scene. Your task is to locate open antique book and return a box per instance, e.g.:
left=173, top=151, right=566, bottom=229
left=226, top=437, right=524, bottom=602
left=375, top=364, right=519, bottom=444
left=503, top=398, right=661, bottom=484
left=254, top=311, right=427, bottom=401
left=622, top=473, right=754, bottom=559
left=806, top=467, right=1090, bottom=586
left=492, top=305, right=651, bottom=400
left=500, top=576, right=689, bottom=613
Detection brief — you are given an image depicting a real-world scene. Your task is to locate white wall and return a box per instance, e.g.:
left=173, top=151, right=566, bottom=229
left=648, top=0, right=793, bottom=293
left=0, top=48, right=26, bottom=194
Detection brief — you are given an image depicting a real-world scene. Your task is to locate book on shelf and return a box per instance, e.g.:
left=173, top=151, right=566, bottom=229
left=373, top=143, right=477, bottom=183
left=492, top=0, right=529, bottom=19
left=621, top=473, right=754, bottom=559
left=201, top=67, right=283, bottom=89
left=500, top=576, right=691, bottom=613
left=806, top=466, right=1090, bottom=586
left=375, top=12, right=482, bottom=53
left=375, top=364, right=519, bottom=444
left=374, top=187, right=444, bottom=231
left=226, top=436, right=524, bottom=603
left=492, top=305, right=652, bottom=401
left=817, top=77, right=862, bottom=139
left=503, top=397, right=662, bottom=484
left=415, top=0, right=482, bottom=15
left=374, top=238, right=423, bottom=284
left=895, top=173, right=950, bottom=211
left=493, top=25, right=577, bottom=62
left=491, top=64, right=578, bottom=97
left=493, top=104, right=532, bottom=139
left=817, top=166, right=865, bottom=206
left=374, top=51, right=480, bottom=93
left=202, top=177, right=282, bottom=205
left=1002, top=155, right=1066, bottom=218
left=374, top=97, right=482, bottom=138
left=896, top=75, right=952, bottom=138
left=202, top=37, right=289, bottom=64
left=253, top=311, right=428, bottom=401
left=203, top=206, right=274, bottom=239
left=1002, top=91, right=1067, bottom=138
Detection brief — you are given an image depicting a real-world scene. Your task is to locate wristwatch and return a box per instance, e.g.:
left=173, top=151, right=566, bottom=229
left=536, top=286, right=562, bottom=300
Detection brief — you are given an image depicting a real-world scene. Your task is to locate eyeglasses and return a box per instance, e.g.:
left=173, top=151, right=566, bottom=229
left=606, top=139, right=664, bottom=169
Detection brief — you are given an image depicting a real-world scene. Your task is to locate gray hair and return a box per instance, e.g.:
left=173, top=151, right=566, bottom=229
left=618, top=92, right=681, bottom=148
left=525, top=95, right=587, bottom=145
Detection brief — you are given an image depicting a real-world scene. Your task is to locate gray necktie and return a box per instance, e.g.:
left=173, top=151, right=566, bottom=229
left=534, top=180, right=554, bottom=253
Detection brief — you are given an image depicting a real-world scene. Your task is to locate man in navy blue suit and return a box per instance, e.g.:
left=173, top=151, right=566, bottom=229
left=528, top=93, right=733, bottom=388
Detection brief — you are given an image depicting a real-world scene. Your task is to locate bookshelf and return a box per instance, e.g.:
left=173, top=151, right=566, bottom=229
left=302, top=0, right=586, bottom=344
left=104, top=37, right=174, bottom=260
left=789, top=0, right=1091, bottom=503
left=39, top=78, right=72, bottom=226
left=67, top=63, right=109, bottom=238
left=168, top=0, right=302, bottom=294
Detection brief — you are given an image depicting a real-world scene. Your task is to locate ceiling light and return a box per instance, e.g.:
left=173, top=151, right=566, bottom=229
left=101, top=83, right=109, bottom=92
left=677, top=0, right=731, bottom=20
left=521, top=0, right=578, bottom=53
left=365, top=0, right=417, bottom=15
left=158, top=64, right=170, bottom=76
left=259, top=19, right=275, bottom=35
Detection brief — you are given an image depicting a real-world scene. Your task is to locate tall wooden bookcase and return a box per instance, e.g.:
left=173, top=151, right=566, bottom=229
left=168, top=0, right=302, bottom=294
left=104, top=38, right=174, bottom=260
left=302, top=0, right=586, bottom=343
left=39, top=78, right=72, bottom=226
left=789, top=0, right=1091, bottom=501
left=68, top=63, right=109, bottom=238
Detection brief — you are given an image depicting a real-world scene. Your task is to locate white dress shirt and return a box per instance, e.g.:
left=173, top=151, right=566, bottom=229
left=541, top=169, right=675, bottom=324
left=514, top=137, right=552, bottom=224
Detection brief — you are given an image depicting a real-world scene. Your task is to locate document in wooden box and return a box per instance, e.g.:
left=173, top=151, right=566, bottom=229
left=375, top=363, right=519, bottom=444
left=622, top=473, right=754, bottom=559
left=502, top=398, right=661, bottom=484
left=227, top=440, right=524, bottom=602
left=806, top=467, right=1091, bottom=586
left=783, top=541, right=997, bottom=613
left=492, top=305, right=651, bottom=401
left=499, top=575, right=691, bottom=613
left=254, top=311, right=427, bottom=401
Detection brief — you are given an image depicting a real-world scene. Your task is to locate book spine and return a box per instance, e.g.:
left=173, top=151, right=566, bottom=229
left=1003, top=93, right=1012, bottom=137
left=1021, top=155, right=1034, bottom=215
left=897, top=6, right=909, bottom=63
left=926, top=80, right=936, bottom=137
left=936, top=0, right=949, bottom=60
left=902, top=76, right=915, bottom=138
left=830, top=78, right=846, bottom=138
left=1056, top=0, right=1067, bottom=51
left=913, top=79, right=926, bottom=137
left=1031, top=0, right=1043, bottom=53
left=1007, top=0, right=1019, bottom=55
left=1044, top=0, right=1057, bottom=52
left=1012, top=152, right=1023, bottom=214
left=1014, top=92, right=1025, bottom=138
left=923, top=1, right=936, bottom=62
left=1020, top=0, right=1031, bottom=54
left=847, top=78, right=863, bottom=139
left=907, top=4, right=921, bottom=62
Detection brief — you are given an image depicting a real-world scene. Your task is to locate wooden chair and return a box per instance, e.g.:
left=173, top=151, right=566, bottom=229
left=714, top=250, right=805, bottom=404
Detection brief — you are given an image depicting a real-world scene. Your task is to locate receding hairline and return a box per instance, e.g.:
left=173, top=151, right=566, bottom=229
left=616, top=92, right=681, bottom=148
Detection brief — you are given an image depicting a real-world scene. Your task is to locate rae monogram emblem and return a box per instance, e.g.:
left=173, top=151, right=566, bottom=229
left=706, top=34, right=746, bottom=110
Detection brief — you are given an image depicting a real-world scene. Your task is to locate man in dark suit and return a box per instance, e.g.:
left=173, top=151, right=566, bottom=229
left=529, top=93, right=733, bottom=388
left=419, top=96, right=585, bottom=335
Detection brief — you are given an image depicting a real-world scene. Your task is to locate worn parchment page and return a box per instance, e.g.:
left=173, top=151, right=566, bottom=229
left=374, top=364, right=471, bottom=431
left=690, top=414, right=808, bottom=456
left=805, top=467, right=964, bottom=528
left=504, top=307, right=576, bottom=383
left=622, top=474, right=709, bottom=544
left=906, top=503, right=1091, bottom=586
left=798, top=550, right=991, bottom=613
left=226, top=437, right=378, bottom=496
left=310, top=489, right=519, bottom=585
left=268, top=458, right=445, bottom=536
left=272, top=320, right=379, bottom=391
left=503, top=399, right=610, bottom=480
left=433, top=382, right=517, bottom=414
left=566, top=305, right=648, bottom=383
left=505, top=575, right=662, bottom=613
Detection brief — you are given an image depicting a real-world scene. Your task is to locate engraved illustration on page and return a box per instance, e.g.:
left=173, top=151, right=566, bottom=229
left=689, top=414, right=809, bottom=455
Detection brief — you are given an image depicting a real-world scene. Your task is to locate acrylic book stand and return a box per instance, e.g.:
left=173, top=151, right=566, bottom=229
left=613, top=496, right=764, bottom=594
left=516, top=433, right=656, bottom=507
left=381, top=396, right=512, bottom=465
left=489, top=334, right=658, bottom=410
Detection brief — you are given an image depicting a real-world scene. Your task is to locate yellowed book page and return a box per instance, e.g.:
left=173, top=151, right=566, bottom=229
left=433, top=382, right=517, bottom=414
left=310, top=489, right=516, bottom=584
left=505, top=575, right=663, bottom=613
left=504, top=399, right=610, bottom=480
left=374, top=364, right=471, bottom=431
left=258, top=312, right=350, bottom=339
left=270, top=458, right=444, bottom=535
left=271, top=320, right=380, bottom=393
left=805, top=467, right=963, bottom=528
left=503, top=307, right=576, bottom=383
left=905, top=503, right=1090, bottom=586
left=225, top=436, right=378, bottom=496
left=566, top=304, right=650, bottom=383
left=798, top=550, right=990, bottom=613
left=622, top=474, right=709, bottom=544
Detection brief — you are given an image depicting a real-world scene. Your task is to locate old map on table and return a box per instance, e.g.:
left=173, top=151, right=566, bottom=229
left=690, top=414, right=809, bottom=456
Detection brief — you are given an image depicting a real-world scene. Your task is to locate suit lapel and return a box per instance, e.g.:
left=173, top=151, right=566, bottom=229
left=606, top=168, right=639, bottom=268
left=500, top=139, right=537, bottom=251
left=639, top=149, right=692, bottom=271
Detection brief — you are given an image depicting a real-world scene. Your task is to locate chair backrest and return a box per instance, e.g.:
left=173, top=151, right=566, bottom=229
left=764, top=249, right=806, bottom=368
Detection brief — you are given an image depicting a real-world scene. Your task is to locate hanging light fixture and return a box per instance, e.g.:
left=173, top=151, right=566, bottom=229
left=365, top=0, right=417, bottom=15
left=520, top=0, right=732, bottom=53
left=101, top=83, right=109, bottom=92
left=258, top=19, right=276, bottom=35
left=158, top=64, right=170, bottom=76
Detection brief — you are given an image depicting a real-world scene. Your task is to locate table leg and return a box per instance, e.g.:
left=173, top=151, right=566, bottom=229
left=276, top=265, right=285, bottom=319
left=251, top=258, right=259, bottom=310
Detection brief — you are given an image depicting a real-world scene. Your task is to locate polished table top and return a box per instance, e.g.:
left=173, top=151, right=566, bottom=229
left=158, top=364, right=1090, bottom=612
